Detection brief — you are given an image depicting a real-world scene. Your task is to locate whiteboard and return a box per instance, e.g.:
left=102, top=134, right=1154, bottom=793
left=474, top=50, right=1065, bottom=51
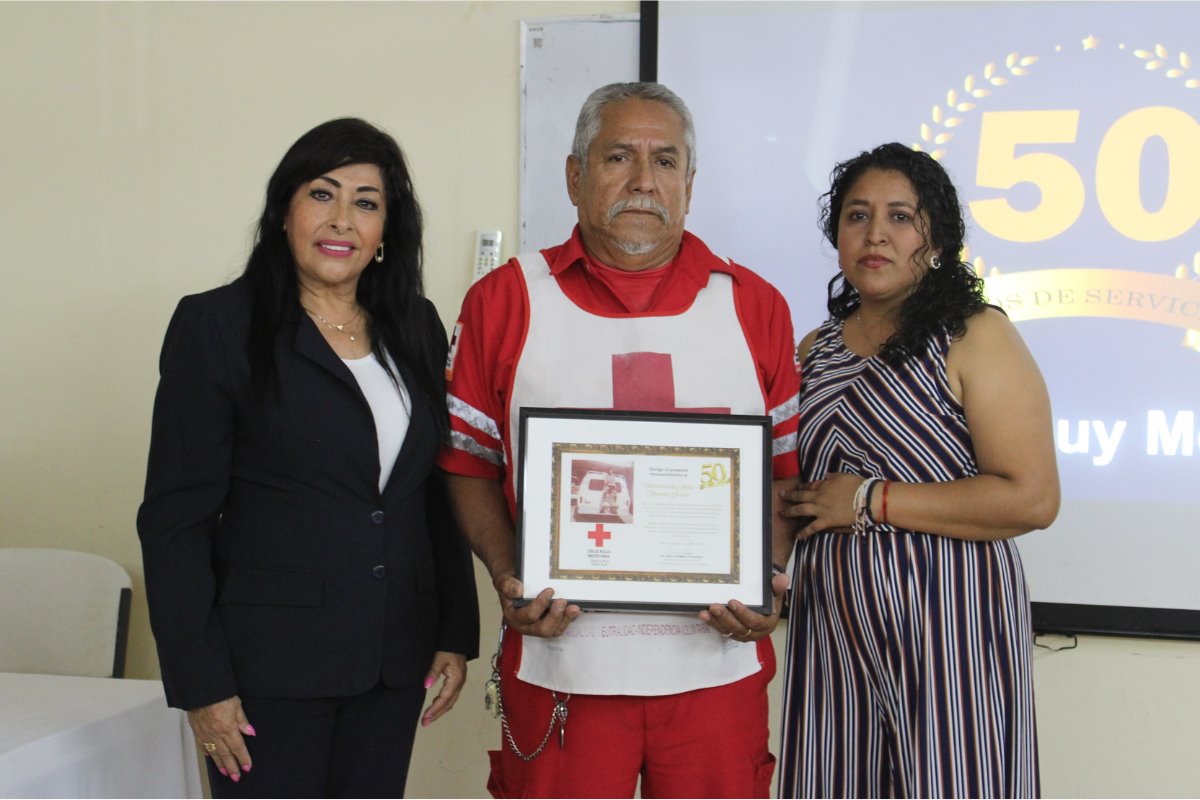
left=519, top=14, right=639, bottom=253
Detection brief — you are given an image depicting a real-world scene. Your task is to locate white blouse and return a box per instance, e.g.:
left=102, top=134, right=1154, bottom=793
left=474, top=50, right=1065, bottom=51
left=341, top=353, right=411, bottom=493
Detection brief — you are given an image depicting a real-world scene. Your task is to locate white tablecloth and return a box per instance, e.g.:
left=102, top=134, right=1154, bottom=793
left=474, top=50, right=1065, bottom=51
left=0, top=672, right=202, bottom=798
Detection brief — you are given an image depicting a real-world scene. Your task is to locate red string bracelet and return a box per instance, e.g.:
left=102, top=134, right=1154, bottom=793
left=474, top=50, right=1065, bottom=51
left=881, top=480, right=891, bottom=525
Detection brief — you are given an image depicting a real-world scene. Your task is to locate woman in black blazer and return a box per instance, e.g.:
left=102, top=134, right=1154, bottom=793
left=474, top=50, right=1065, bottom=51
left=137, top=118, right=478, bottom=798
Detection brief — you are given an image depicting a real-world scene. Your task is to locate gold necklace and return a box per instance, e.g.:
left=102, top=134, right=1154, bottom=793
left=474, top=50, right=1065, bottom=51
left=304, top=306, right=362, bottom=342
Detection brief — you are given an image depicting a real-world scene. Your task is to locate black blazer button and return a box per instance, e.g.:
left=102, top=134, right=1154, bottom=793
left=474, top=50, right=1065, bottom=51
left=372, top=565, right=387, bottom=580
left=370, top=510, right=385, bottom=525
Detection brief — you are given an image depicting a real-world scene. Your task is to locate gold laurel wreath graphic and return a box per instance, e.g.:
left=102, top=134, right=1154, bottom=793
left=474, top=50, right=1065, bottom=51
left=923, top=39, right=1200, bottom=351
left=1131, top=44, right=1198, bottom=88
left=913, top=52, right=1038, bottom=160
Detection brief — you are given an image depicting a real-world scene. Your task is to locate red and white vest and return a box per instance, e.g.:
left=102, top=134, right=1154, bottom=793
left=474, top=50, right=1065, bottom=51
left=509, top=252, right=766, bottom=695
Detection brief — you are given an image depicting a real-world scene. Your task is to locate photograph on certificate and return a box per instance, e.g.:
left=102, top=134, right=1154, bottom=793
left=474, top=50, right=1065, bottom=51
left=516, top=408, right=771, bottom=613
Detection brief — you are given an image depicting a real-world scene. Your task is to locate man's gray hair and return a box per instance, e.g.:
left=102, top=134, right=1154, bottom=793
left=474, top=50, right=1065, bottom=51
left=571, top=82, right=697, bottom=178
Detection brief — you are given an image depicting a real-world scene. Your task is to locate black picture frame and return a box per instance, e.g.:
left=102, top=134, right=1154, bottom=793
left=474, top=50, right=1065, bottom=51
left=515, top=407, right=773, bottom=614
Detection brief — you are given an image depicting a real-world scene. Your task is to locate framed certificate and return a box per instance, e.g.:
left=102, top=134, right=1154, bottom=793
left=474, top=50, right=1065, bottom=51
left=515, top=408, right=773, bottom=614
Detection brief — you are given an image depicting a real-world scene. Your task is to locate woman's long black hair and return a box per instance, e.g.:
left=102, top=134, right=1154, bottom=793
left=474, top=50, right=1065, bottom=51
left=243, top=118, right=447, bottom=440
left=820, top=143, right=986, bottom=366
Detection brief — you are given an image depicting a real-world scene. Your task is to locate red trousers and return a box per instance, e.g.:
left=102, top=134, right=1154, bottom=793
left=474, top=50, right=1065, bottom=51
left=487, top=627, right=776, bottom=799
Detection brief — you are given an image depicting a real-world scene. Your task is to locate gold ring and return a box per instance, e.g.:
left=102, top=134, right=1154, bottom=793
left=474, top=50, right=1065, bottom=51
left=202, top=742, right=217, bottom=753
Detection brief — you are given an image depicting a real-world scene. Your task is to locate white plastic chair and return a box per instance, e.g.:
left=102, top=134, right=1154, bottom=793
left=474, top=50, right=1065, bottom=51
left=0, top=548, right=132, bottom=677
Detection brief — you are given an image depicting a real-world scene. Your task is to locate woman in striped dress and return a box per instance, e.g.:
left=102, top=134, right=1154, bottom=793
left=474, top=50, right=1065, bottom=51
left=777, top=143, right=1059, bottom=798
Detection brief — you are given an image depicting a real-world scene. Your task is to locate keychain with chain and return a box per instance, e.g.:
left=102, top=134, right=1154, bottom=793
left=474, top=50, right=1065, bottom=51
left=483, top=651, right=502, bottom=719
left=483, top=621, right=571, bottom=761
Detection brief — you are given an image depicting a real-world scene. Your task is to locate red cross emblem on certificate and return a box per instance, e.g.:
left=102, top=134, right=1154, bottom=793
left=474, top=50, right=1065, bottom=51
left=587, top=523, right=612, bottom=547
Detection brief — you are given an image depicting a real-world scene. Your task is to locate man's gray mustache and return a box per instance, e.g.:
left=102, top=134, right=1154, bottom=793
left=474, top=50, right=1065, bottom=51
left=607, top=198, right=670, bottom=225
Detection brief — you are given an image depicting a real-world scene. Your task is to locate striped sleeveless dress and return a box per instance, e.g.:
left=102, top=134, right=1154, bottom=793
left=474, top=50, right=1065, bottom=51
left=778, top=318, right=1039, bottom=799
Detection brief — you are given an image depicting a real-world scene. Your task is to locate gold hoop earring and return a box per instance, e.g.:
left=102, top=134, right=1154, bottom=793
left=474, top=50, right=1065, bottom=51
left=375, top=242, right=385, bottom=264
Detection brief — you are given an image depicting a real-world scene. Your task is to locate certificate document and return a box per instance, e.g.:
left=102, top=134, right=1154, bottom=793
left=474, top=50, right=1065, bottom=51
left=516, top=409, right=772, bottom=613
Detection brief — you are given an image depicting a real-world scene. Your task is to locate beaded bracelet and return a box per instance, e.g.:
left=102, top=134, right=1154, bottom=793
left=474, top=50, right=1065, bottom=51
left=852, top=477, right=882, bottom=536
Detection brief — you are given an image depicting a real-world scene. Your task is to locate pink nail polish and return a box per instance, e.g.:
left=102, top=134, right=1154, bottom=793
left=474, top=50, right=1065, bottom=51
left=243, top=764, right=252, bottom=772
left=244, top=724, right=257, bottom=736
left=423, top=676, right=434, bottom=689
left=218, top=768, right=228, bottom=777
left=422, top=716, right=431, bottom=727
left=231, top=774, right=240, bottom=783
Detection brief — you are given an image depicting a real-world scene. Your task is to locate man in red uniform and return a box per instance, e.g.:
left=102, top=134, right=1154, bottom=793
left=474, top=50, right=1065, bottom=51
left=440, top=82, right=799, bottom=798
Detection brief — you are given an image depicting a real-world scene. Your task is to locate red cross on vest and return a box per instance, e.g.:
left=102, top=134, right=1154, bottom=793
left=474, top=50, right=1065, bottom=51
left=610, top=352, right=730, bottom=414
left=587, top=523, right=612, bottom=547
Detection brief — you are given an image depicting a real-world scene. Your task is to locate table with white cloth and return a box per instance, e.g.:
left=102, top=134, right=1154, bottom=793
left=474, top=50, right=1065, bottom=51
left=0, top=672, right=202, bottom=798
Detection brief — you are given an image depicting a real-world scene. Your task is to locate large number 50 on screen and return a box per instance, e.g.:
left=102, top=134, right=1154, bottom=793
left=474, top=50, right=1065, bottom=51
left=970, top=108, right=1200, bottom=243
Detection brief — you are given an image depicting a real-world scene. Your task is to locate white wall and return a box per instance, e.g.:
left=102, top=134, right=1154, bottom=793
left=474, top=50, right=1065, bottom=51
left=0, top=2, right=1196, bottom=797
